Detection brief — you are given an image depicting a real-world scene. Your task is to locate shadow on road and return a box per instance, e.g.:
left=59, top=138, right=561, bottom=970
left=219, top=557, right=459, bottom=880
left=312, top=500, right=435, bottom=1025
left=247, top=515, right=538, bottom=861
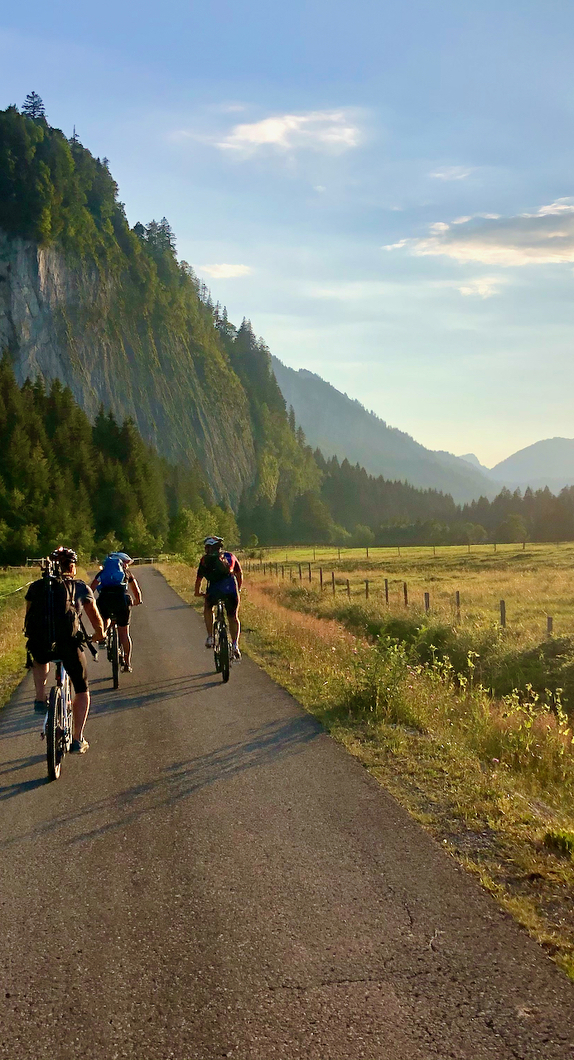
left=90, top=673, right=221, bottom=715
left=0, top=715, right=323, bottom=847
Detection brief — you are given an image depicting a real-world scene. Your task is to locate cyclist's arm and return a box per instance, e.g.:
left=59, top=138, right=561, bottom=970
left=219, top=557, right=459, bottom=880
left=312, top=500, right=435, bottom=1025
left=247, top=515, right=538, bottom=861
left=194, top=575, right=204, bottom=597
left=128, top=575, right=142, bottom=605
left=89, top=572, right=101, bottom=592
left=234, top=561, right=243, bottom=591
left=84, top=598, right=105, bottom=641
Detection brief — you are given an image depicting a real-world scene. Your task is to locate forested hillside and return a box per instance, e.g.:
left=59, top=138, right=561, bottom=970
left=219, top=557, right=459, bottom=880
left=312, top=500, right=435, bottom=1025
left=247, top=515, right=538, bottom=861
left=0, top=356, right=239, bottom=563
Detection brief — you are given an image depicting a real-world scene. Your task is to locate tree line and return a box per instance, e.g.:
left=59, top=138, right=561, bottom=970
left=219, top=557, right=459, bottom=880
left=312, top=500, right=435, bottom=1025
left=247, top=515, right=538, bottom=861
left=0, top=357, right=238, bottom=564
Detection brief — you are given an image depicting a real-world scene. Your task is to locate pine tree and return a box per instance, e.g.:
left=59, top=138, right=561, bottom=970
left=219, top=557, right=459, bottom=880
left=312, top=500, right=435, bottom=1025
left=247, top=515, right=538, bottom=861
left=22, top=92, right=45, bottom=120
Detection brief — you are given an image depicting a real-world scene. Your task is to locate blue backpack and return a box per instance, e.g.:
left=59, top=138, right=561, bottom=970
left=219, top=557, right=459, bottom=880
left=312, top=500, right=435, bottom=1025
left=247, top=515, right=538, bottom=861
left=98, top=554, right=127, bottom=588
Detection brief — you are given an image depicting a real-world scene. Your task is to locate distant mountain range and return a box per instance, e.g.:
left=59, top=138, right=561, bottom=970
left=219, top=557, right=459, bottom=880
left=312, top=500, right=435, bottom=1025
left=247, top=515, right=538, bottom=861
left=459, top=439, right=574, bottom=494
left=272, top=358, right=574, bottom=502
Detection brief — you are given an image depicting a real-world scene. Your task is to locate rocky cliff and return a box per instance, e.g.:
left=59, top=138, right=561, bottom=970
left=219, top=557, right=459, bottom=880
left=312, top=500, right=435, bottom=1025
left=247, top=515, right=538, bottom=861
left=0, top=230, right=256, bottom=507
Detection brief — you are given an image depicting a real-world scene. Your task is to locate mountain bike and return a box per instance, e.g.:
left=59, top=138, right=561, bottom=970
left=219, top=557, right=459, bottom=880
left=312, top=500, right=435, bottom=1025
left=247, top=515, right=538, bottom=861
left=43, top=660, right=73, bottom=781
left=212, top=598, right=231, bottom=683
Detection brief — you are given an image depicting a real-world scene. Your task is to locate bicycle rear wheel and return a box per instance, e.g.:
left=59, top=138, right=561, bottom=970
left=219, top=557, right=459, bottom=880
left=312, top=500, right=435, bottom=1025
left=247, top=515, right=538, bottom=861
left=46, top=687, right=63, bottom=781
left=219, top=623, right=230, bottom=683
left=111, top=624, right=120, bottom=689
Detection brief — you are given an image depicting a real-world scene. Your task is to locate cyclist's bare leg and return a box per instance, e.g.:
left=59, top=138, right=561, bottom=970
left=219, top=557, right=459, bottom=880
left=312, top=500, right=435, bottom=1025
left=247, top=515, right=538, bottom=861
left=228, top=603, right=241, bottom=646
left=204, top=599, right=214, bottom=637
left=32, top=661, right=49, bottom=704
left=118, top=625, right=132, bottom=666
left=72, top=691, right=90, bottom=742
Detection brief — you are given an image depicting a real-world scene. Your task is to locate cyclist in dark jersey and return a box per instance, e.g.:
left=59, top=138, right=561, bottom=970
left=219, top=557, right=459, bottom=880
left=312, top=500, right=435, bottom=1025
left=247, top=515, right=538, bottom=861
left=25, top=546, right=105, bottom=754
left=194, top=536, right=243, bottom=660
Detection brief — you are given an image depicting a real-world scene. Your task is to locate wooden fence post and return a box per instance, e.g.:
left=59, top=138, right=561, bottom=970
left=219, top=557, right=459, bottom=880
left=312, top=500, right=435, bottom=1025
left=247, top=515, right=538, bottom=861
left=424, top=592, right=430, bottom=613
left=455, top=590, right=461, bottom=622
left=332, top=571, right=336, bottom=595
left=433, top=545, right=436, bottom=557
left=403, top=582, right=408, bottom=607
left=547, top=615, right=554, bottom=636
left=500, top=600, right=506, bottom=628
left=365, top=580, right=369, bottom=599
left=338, top=548, right=341, bottom=560
left=319, top=568, right=323, bottom=590
left=281, top=565, right=285, bottom=579
left=366, top=546, right=369, bottom=559
left=298, top=563, right=302, bottom=581
left=346, top=579, right=351, bottom=598
left=385, top=578, right=389, bottom=605
left=308, top=562, right=312, bottom=582
left=313, top=547, right=316, bottom=561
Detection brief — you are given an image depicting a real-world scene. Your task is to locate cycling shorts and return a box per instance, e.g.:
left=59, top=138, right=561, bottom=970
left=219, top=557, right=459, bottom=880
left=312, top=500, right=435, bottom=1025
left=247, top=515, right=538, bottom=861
left=206, top=588, right=239, bottom=616
left=28, top=641, right=89, bottom=694
left=97, top=586, right=132, bottom=627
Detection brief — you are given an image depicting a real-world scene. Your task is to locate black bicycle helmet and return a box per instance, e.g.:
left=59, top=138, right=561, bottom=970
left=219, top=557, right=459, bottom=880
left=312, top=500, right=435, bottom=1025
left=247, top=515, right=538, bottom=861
left=204, top=535, right=223, bottom=548
left=50, top=546, right=78, bottom=568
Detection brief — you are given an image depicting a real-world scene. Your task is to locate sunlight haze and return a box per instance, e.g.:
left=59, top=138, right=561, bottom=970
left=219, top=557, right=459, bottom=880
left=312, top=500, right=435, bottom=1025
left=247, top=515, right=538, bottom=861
left=2, top=0, right=572, bottom=465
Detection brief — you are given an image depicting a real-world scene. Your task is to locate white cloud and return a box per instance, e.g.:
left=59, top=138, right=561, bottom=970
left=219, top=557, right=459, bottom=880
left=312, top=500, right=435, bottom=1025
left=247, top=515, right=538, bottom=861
left=382, top=239, right=408, bottom=250
left=457, top=277, right=503, bottom=298
left=217, top=110, right=361, bottom=155
left=198, top=263, right=252, bottom=278
left=382, top=199, right=574, bottom=266
left=429, top=165, right=473, bottom=181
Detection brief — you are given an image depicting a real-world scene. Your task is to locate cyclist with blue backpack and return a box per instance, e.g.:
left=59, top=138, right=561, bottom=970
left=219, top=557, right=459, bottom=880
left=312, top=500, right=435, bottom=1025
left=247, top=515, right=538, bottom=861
left=90, top=553, right=142, bottom=673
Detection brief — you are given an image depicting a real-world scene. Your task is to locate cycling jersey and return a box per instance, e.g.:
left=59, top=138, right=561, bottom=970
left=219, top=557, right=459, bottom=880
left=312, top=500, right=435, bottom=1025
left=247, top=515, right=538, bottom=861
left=196, top=551, right=241, bottom=596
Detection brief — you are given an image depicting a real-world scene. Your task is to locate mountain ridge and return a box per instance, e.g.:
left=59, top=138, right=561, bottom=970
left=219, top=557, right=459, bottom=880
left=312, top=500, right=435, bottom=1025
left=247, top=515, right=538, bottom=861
left=272, top=358, right=495, bottom=503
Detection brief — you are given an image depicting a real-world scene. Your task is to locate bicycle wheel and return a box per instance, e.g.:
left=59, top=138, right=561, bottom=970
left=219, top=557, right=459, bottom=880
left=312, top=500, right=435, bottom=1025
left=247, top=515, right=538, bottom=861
left=219, top=623, right=230, bottom=683
left=213, top=614, right=221, bottom=672
left=111, top=624, right=120, bottom=689
left=62, top=674, right=73, bottom=755
left=46, top=686, right=63, bottom=781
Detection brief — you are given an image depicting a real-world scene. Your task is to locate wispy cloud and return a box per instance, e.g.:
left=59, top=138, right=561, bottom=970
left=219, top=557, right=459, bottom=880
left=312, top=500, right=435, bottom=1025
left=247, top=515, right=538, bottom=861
left=429, top=165, right=473, bottom=181
left=198, top=263, right=252, bottom=278
left=412, top=199, right=574, bottom=265
left=216, top=110, right=361, bottom=155
left=384, top=199, right=574, bottom=266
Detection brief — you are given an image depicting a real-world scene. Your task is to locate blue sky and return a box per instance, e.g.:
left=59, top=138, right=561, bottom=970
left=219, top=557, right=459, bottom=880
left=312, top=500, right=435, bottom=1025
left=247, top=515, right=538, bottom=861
left=2, top=0, right=574, bottom=465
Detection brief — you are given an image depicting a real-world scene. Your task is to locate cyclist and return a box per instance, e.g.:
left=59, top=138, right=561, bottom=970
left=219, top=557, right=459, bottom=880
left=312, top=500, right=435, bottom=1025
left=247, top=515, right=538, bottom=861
left=90, top=552, right=142, bottom=673
left=25, top=546, right=105, bottom=754
left=194, top=536, right=243, bottom=659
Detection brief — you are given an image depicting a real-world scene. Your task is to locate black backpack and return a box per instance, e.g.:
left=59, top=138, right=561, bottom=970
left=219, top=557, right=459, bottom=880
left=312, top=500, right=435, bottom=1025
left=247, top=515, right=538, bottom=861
left=25, top=572, right=80, bottom=654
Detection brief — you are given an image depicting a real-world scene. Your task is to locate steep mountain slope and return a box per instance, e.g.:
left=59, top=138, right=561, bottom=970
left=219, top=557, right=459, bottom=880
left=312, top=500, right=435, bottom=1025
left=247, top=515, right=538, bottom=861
left=272, top=358, right=494, bottom=502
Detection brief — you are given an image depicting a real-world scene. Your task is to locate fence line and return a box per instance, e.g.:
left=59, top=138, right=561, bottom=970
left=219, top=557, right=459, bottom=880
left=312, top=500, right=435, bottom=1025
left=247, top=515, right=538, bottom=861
left=246, top=564, right=559, bottom=636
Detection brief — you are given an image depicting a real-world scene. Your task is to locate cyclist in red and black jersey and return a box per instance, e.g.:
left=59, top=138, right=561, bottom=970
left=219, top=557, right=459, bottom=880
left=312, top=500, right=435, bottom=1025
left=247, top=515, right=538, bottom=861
left=194, top=536, right=243, bottom=659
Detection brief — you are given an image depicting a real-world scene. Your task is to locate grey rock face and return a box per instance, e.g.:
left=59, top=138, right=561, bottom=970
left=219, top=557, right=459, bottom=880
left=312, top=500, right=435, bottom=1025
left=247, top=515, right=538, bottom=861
left=0, top=231, right=256, bottom=507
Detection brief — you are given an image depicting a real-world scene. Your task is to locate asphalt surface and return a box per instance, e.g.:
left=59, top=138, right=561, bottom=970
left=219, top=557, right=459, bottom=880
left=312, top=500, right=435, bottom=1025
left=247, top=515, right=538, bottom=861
left=1, top=566, right=573, bottom=1060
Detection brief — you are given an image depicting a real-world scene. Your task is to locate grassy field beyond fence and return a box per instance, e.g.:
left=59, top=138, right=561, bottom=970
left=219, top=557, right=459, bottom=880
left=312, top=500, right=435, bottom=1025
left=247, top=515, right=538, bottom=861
left=245, top=542, right=574, bottom=645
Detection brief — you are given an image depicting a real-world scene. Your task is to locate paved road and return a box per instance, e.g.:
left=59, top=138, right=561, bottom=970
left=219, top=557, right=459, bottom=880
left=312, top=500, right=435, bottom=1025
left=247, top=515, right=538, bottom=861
left=1, top=566, right=573, bottom=1060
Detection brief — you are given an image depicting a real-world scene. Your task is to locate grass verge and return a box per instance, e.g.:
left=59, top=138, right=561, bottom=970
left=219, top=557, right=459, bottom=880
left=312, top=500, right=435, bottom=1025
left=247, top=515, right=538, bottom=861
left=160, top=562, right=574, bottom=979
left=0, top=570, right=32, bottom=709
